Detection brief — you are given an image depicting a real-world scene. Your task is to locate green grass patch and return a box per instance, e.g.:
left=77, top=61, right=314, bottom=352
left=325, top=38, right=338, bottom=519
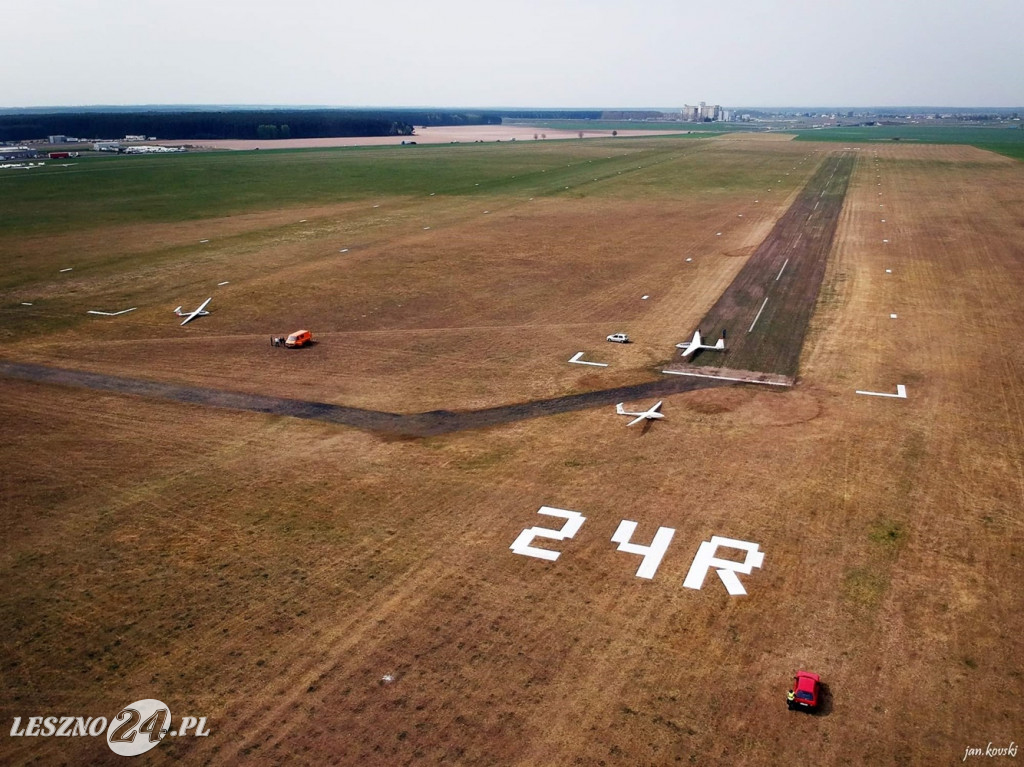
left=793, top=124, right=1024, bottom=161
left=842, top=566, right=890, bottom=609
left=868, top=519, right=907, bottom=549
left=0, top=138, right=722, bottom=237
left=975, top=142, right=1024, bottom=161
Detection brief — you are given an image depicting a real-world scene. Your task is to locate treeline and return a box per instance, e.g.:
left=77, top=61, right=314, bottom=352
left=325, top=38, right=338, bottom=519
left=0, top=108, right=605, bottom=142
left=0, top=110, right=454, bottom=142
left=599, top=110, right=666, bottom=121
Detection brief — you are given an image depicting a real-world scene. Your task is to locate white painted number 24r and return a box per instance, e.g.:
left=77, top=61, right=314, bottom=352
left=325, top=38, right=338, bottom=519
left=510, top=506, right=765, bottom=596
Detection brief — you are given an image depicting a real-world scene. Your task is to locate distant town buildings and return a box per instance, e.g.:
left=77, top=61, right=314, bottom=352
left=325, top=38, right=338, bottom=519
left=681, top=102, right=732, bottom=122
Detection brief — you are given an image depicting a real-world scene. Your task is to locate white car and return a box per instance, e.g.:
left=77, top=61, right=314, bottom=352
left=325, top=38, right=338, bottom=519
left=606, top=333, right=630, bottom=343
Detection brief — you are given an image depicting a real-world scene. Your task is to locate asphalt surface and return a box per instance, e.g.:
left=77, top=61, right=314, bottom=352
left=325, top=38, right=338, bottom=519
left=684, top=152, right=855, bottom=375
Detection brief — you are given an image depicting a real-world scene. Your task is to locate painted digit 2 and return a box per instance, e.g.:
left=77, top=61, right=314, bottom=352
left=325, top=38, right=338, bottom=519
left=510, top=508, right=764, bottom=595
left=509, top=506, right=586, bottom=561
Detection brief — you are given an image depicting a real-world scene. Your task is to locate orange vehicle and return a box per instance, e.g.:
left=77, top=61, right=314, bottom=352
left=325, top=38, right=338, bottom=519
left=284, top=330, right=313, bottom=348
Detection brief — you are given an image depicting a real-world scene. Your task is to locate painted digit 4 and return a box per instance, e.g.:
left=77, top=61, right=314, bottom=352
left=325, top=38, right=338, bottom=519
left=611, top=520, right=675, bottom=579
left=510, top=506, right=586, bottom=562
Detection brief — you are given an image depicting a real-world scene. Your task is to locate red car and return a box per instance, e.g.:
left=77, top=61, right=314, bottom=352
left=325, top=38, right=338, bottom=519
left=787, top=671, right=821, bottom=711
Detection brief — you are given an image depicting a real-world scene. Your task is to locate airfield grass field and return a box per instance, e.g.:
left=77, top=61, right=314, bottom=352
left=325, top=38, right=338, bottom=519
left=1, top=134, right=1022, bottom=765
left=794, top=124, right=1024, bottom=161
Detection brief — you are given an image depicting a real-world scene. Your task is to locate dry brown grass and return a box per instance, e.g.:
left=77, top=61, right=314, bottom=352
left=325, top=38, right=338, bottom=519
left=1, top=138, right=1022, bottom=765
left=5, top=156, right=815, bottom=412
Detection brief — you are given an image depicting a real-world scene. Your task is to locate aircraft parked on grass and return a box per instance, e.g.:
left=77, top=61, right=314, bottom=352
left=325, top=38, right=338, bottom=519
left=174, top=298, right=212, bottom=326
left=616, top=401, right=664, bottom=426
left=677, top=329, right=726, bottom=358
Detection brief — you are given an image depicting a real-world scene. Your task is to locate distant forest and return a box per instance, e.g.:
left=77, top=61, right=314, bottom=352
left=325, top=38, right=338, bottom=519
left=0, top=109, right=605, bottom=142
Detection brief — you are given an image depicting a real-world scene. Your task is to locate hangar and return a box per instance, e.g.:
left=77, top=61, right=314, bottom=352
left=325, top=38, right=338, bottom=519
left=0, top=146, right=38, bottom=161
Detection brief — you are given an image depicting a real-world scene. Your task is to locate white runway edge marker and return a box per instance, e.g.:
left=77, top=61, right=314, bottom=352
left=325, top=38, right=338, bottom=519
left=199, top=239, right=209, bottom=243
left=87, top=308, right=137, bottom=316
left=568, top=352, right=608, bottom=367
left=661, top=370, right=791, bottom=387
left=748, top=296, right=770, bottom=333
left=775, top=258, right=789, bottom=281
left=855, top=385, right=907, bottom=399
left=890, top=313, right=898, bottom=319
left=59, top=267, right=73, bottom=272
left=21, top=302, right=33, bottom=306
left=218, top=281, right=230, bottom=286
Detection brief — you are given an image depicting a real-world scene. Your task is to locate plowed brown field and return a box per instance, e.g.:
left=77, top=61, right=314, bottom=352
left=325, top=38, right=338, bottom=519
left=1, top=137, right=1022, bottom=766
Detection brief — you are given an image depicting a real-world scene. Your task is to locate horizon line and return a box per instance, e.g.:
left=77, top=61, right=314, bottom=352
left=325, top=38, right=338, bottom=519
left=1, top=103, right=1021, bottom=112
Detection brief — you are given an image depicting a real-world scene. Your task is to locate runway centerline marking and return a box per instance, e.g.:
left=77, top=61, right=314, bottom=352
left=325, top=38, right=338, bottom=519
left=748, top=297, right=770, bottom=333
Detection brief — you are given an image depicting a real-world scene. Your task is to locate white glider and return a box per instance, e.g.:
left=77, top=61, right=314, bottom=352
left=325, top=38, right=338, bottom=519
left=676, top=329, right=726, bottom=358
left=174, top=297, right=212, bottom=326
left=616, top=401, right=664, bottom=427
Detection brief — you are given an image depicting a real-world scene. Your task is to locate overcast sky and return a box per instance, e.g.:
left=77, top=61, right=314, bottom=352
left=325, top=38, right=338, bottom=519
left=5, top=0, right=1022, bottom=108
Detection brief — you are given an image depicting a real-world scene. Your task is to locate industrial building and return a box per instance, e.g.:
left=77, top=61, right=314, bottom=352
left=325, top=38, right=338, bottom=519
left=0, top=146, right=38, bottom=161
left=681, top=102, right=729, bottom=122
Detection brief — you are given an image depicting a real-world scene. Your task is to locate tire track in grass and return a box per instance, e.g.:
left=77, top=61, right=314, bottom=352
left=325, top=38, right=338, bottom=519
left=0, top=360, right=727, bottom=437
